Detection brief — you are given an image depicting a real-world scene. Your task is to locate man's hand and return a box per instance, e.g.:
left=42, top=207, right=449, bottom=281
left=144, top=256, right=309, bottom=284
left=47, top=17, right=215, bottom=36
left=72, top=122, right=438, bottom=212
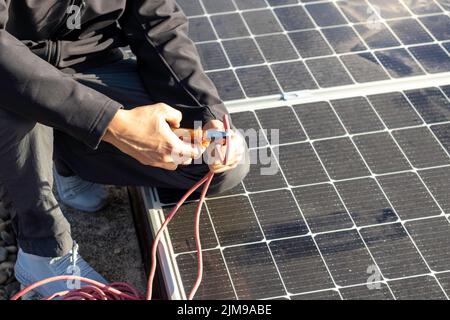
left=204, top=120, right=246, bottom=174
left=103, top=103, right=200, bottom=171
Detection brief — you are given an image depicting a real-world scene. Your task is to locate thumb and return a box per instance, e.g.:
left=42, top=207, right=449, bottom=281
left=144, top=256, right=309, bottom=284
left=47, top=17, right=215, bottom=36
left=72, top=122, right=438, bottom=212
left=160, top=104, right=182, bottom=128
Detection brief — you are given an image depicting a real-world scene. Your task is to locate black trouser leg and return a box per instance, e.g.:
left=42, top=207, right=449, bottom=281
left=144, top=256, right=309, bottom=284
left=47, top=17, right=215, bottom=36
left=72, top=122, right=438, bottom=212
left=0, top=108, right=72, bottom=257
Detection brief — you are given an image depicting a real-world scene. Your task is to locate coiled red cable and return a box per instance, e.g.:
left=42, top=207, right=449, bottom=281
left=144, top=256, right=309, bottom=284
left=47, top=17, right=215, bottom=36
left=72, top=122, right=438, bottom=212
left=11, top=115, right=231, bottom=301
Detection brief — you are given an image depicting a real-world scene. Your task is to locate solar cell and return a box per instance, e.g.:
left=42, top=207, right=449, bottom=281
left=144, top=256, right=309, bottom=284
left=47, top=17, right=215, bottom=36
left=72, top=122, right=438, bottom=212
left=359, top=223, right=429, bottom=278
left=340, top=52, right=390, bottom=83
left=437, top=273, right=450, bottom=297
left=293, top=183, right=354, bottom=233
left=294, top=102, right=346, bottom=139
left=222, top=38, right=265, bottom=67
left=210, top=13, right=249, bottom=39
left=405, top=217, right=450, bottom=272
left=444, top=42, right=450, bottom=54
left=405, top=87, right=450, bottom=123
left=234, top=0, right=268, bottom=10
left=255, top=106, right=306, bottom=144
left=322, top=26, right=367, bottom=54
left=377, top=172, right=442, bottom=220
left=402, top=0, right=443, bottom=14
left=431, top=123, right=450, bottom=153
left=289, top=30, right=333, bottom=58
left=196, top=42, right=229, bottom=70
left=388, top=18, right=434, bottom=45
left=255, top=34, right=299, bottom=62
left=315, top=230, right=378, bottom=286
left=367, top=92, right=423, bottom=128
left=442, top=85, right=450, bottom=98
left=230, top=111, right=268, bottom=147
left=177, top=0, right=204, bottom=16
left=331, top=97, right=385, bottom=134
left=206, top=70, right=245, bottom=101
left=270, top=236, right=334, bottom=294
left=388, top=276, right=447, bottom=300
left=419, top=15, right=450, bottom=41
left=375, top=48, right=425, bottom=78
left=250, top=189, right=308, bottom=239
left=419, top=167, right=450, bottom=213
left=274, top=5, right=315, bottom=31
left=278, top=143, right=328, bottom=186
left=267, top=0, right=296, bottom=6
left=202, top=0, right=236, bottom=13
left=353, top=133, right=411, bottom=174
left=188, top=17, right=216, bottom=42
left=340, top=284, right=394, bottom=300
left=436, top=0, right=450, bottom=11
left=236, top=66, right=281, bottom=97
left=207, top=195, right=264, bottom=246
left=335, top=178, right=397, bottom=226
left=270, top=61, right=318, bottom=92
left=392, top=127, right=450, bottom=168
left=163, top=205, right=217, bottom=253
left=313, top=138, right=370, bottom=180
left=242, top=9, right=283, bottom=34
left=244, top=148, right=287, bottom=192
left=292, top=290, right=341, bottom=300
left=408, top=44, right=450, bottom=73
left=306, top=57, right=354, bottom=88
left=337, top=0, right=378, bottom=23
left=305, top=2, right=347, bottom=27
left=177, top=250, right=236, bottom=300
left=367, top=0, right=410, bottom=19
left=354, top=23, right=400, bottom=49
left=223, top=243, right=285, bottom=299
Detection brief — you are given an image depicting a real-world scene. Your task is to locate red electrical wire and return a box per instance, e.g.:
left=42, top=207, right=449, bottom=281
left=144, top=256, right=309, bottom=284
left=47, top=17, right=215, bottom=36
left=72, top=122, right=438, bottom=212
left=10, top=115, right=231, bottom=301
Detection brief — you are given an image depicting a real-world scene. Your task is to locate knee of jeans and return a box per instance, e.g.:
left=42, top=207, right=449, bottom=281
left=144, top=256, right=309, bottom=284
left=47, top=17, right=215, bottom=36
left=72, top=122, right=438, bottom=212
left=208, top=150, right=250, bottom=195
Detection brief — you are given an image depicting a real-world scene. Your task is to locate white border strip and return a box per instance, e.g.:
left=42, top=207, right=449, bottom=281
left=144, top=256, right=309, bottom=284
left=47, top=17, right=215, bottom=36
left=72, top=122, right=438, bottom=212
left=140, top=187, right=187, bottom=300
left=225, top=72, right=450, bottom=112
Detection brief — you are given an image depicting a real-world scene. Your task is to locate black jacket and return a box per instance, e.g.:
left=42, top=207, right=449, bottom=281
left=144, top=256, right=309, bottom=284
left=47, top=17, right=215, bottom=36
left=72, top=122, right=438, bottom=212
left=0, top=0, right=227, bottom=148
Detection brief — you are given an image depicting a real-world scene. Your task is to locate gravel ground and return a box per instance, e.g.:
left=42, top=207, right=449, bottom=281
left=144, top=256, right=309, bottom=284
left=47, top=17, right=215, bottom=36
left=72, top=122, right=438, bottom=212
left=0, top=186, right=146, bottom=300
left=0, top=200, right=19, bottom=300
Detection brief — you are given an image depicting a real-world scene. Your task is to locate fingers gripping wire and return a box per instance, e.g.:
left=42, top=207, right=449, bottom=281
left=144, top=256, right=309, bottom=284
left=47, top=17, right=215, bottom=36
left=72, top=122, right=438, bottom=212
left=11, top=115, right=232, bottom=301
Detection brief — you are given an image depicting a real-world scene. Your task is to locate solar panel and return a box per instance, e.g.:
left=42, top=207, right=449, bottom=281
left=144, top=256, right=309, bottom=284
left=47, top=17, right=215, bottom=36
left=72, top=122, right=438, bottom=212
left=175, top=0, right=450, bottom=101
left=133, top=0, right=450, bottom=300
left=151, top=84, right=450, bottom=300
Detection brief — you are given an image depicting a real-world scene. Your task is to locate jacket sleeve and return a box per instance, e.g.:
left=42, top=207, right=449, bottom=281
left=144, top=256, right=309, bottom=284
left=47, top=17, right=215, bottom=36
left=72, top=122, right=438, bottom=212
left=119, top=0, right=229, bottom=127
left=0, top=1, right=122, bottom=149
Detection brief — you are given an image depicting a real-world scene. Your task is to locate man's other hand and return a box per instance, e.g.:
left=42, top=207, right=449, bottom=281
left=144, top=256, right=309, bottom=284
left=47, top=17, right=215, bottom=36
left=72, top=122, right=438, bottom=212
left=103, top=103, right=200, bottom=171
left=204, top=120, right=246, bottom=174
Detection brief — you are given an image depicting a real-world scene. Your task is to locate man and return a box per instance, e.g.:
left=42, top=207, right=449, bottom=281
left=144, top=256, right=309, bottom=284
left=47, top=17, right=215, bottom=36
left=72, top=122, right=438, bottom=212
left=0, top=0, right=248, bottom=296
